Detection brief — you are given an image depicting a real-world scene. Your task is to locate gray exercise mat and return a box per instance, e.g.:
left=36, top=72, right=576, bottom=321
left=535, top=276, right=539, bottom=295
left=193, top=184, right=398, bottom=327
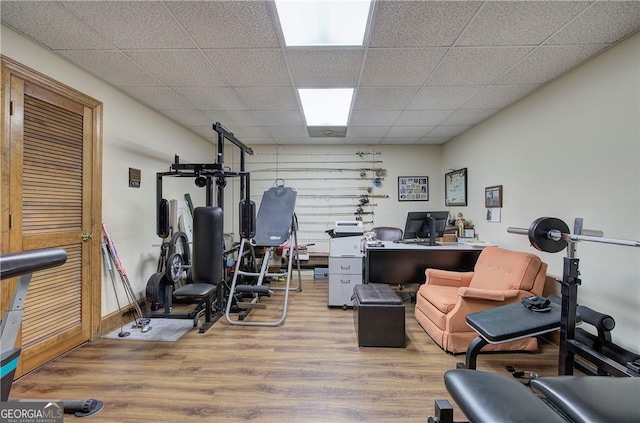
left=103, top=318, right=193, bottom=342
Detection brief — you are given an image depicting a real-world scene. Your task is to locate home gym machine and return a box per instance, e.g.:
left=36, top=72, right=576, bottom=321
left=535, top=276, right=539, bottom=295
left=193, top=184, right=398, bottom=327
left=144, top=122, right=254, bottom=332
left=428, top=216, right=640, bottom=423
left=1, top=248, right=104, bottom=417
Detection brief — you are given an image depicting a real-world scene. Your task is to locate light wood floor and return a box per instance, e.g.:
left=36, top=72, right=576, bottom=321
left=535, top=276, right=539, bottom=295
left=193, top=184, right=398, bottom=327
left=11, top=278, right=562, bottom=422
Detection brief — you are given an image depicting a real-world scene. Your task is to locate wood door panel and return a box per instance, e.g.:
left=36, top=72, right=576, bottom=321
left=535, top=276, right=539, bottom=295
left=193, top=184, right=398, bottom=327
left=2, top=56, right=102, bottom=377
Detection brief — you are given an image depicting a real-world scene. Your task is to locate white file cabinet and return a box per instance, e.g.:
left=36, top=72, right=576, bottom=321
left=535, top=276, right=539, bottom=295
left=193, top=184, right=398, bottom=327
left=328, top=256, right=363, bottom=308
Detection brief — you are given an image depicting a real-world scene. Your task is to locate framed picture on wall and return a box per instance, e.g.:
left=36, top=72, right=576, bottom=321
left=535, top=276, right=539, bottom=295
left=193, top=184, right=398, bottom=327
left=485, top=185, right=503, bottom=208
left=398, top=176, right=429, bottom=201
left=445, top=168, right=467, bottom=206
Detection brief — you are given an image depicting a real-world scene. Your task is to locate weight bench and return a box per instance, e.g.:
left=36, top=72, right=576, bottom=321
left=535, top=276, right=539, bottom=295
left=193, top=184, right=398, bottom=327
left=432, top=369, right=640, bottom=423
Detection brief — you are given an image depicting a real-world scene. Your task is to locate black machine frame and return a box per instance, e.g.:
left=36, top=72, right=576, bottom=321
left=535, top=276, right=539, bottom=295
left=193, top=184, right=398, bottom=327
left=149, top=122, right=255, bottom=328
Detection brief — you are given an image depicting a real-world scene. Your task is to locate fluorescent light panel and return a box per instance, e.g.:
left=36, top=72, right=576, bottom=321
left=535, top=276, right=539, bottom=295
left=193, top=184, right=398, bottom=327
left=275, top=0, right=372, bottom=46
left=299, top=88, right=353, bottom=126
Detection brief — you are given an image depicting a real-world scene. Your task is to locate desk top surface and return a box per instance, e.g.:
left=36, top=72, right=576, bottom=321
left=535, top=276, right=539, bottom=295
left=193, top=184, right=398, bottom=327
left=366, top=240, right=491, bottom=252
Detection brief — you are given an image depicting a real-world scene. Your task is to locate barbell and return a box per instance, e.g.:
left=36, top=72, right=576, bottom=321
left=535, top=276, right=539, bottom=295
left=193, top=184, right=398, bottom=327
left=507, top=217, right=640, bottom=253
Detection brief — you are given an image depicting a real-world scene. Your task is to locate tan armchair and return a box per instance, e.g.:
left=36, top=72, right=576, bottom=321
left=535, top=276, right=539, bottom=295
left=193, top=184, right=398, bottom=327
left=415, top=246, right=548, bottom=354
left=372, top=227, right=403, bottom=241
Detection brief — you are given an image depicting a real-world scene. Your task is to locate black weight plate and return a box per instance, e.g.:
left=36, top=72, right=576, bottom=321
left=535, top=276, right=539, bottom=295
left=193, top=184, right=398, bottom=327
left=166, top=253, right=184, bottom=283
left=528, top=217, right=570, bottom=253
left=146, top=272, right=166, bottom=309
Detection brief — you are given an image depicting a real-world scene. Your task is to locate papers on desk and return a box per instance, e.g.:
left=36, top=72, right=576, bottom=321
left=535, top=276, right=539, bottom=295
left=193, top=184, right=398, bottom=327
left=463, top=240, right=497, bottom=248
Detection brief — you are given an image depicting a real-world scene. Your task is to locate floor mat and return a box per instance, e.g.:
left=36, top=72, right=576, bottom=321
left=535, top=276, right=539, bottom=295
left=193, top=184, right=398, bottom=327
left=103, top=318, right=194, bottom=342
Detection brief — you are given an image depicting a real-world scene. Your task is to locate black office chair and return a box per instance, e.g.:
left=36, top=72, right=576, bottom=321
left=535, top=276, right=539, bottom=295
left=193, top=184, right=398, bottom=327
left=372, top=227, right=403, bottom=241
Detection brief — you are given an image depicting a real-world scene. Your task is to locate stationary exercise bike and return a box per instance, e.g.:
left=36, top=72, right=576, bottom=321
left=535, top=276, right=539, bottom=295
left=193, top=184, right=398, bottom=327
left=1, top=248, right=103, bottom=417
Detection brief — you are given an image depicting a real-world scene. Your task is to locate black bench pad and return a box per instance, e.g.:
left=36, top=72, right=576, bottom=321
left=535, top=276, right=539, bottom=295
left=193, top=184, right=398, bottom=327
left=174, top=283, right=216, bottom=298
left=445, top=370, right=566, bottom=423
left=531, top=376, right=640, bottom=423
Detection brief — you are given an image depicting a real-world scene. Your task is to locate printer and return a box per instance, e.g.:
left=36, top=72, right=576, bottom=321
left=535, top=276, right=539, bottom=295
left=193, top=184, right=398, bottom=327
left=330, top=221, right=364, bottom=257
left=333, top=220, right=364, bottom=237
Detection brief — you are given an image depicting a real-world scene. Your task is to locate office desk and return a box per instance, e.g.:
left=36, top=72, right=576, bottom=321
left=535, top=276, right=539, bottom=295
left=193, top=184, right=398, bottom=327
left=364, top=241, right=484, bottom=285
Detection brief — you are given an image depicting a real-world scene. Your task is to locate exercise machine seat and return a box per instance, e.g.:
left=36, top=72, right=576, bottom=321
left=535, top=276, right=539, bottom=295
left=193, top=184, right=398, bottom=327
left=531, top=376, right=640, bottom=423
left=372, top=226, right=403, bottom=241
left=444, top=370, right=566, bottom=423
left=415, top=246, right=547, bottom=353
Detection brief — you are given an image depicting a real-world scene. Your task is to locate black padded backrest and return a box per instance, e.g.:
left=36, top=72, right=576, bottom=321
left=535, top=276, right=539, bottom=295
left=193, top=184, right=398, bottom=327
left=254, top=187, right=297, bottom=246
left=192, top=207, right=224, bottom=285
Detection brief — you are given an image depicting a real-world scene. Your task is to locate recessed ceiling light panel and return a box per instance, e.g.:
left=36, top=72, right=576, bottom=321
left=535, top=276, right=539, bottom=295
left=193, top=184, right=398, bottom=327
left=299, top=88, right=354, bottom=126
left=275, top=0, right=372, bottom=47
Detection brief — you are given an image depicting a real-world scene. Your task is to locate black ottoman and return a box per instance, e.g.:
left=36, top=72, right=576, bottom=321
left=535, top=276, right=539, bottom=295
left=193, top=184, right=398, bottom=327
left=353, top=284, right=405, bottom=347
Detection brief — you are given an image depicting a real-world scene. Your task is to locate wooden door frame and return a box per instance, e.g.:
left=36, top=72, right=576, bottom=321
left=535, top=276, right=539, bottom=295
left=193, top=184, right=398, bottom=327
left=1, top=55, right=103, bottom=341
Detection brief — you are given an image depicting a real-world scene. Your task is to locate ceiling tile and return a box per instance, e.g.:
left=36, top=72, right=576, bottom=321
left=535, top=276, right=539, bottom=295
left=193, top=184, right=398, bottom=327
left=394, top=110, right=454, bottom=126
left=344, top=138, right=383, bottom=145
left=263, top=126, right=308, bottom=138
left=349, top=110, right=401, bottom=126
left=428, top=125, right=471, bottom=138
left=408, top=86, right=484, bottom=110
left=172, top=87, right=247, bottom=110
left=495, top=45, right=609, bottom=85
left=119, top=87, right=194, bottom=110
left=428, top=47, right=532, bottom=85
left=353, top=87, right=419, bottom=111
left=235, top=87, right=298, bottom=111
left=385, top=126, right=433, bottom=138
left=547, top=1, right=640, bottom=45
left=239, top=138, right=275, bottom=145
left=205, top=49, right=290, bottom=87
left=360, top=48, right=446, bottom=86
left=204, top=110, right=260, bottom=127
left=125, top=50, right=226, bottom=87
left=1, top=1, right=113, bottom=49
left=56, top=50, right=161, bottom=87
left=441, top=109, right=499, bottom=126
left=461, top=85, right=541, bottom=109
left=370, top=1, right=482, bottom=47
left=252, top=111, right=304, bottom=126
left=60, top=1, right=195, bottom=49
left=229, top=126, right=269, bottom=138
left=457, top=1, right=588, bottom=46
left=287, top=49, right=364, bottom=88
left=166, top=1, right=279, bottom=48
left=347, top=126, right=390, bottom=138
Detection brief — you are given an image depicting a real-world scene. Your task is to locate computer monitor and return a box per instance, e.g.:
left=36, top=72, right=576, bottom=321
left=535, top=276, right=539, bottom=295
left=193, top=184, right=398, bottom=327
left=403, top=211, right=449, bottom=240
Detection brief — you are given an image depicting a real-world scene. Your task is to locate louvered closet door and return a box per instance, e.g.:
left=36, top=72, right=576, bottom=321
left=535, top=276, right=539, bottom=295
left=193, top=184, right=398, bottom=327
left=10, top=79, right=94, bottom=376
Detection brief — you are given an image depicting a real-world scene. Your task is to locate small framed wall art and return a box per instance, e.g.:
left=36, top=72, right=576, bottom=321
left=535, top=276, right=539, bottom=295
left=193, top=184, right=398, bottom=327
left=398, top=176, right=429, bottom=201
left=445, top=168, right=467, bottom=206
left=485, top=185, right=503, bottom=208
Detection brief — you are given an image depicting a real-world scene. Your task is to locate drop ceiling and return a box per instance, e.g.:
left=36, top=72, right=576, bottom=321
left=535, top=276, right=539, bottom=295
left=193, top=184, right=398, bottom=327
left=2, top=1, right=639, bottom=145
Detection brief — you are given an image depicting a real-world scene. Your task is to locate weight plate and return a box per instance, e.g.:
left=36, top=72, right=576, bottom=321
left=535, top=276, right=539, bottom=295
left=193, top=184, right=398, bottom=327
left=528, top=217, right=570, bottom=253
left=146, top=272, right=166, bottom=310
left=166, top=253, right=184, bottom=283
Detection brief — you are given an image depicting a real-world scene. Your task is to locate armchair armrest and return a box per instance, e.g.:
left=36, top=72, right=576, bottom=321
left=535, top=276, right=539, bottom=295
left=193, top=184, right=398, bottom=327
left=426, top=268, right=474, bottom=288
left=458, top=287, right=522, bottom=302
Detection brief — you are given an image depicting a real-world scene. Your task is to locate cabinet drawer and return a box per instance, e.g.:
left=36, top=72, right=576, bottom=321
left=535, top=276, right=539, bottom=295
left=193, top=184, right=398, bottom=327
left=329, top=257, right=362, bottom=275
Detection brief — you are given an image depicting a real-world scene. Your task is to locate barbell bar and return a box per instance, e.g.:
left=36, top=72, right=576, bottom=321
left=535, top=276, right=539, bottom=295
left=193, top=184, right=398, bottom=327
left=507, top=217, right=640, bottom=253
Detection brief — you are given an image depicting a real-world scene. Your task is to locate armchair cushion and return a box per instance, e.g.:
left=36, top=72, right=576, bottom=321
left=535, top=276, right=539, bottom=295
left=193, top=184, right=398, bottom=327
left=415, top=246, right=548, bottom=354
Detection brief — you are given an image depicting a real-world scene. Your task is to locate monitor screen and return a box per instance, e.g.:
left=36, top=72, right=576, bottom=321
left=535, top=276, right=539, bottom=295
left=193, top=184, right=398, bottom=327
left=403, top=211, right=449, bottom=239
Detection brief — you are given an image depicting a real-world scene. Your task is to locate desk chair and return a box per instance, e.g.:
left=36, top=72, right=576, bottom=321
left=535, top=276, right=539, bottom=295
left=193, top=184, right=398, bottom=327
left=372, top=226, right=403, bottom=241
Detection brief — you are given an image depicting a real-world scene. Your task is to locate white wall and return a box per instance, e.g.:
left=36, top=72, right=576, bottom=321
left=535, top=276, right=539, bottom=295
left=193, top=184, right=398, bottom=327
left=241, top=144, right=444, bottom=252
left=442, top=32, right=640, bottom=351
left=1, top=25, right=216, bottom=316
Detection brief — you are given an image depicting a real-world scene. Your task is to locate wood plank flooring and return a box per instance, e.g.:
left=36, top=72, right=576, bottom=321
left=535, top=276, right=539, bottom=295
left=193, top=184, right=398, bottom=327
left=10, top=278, right=562, bottom=422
